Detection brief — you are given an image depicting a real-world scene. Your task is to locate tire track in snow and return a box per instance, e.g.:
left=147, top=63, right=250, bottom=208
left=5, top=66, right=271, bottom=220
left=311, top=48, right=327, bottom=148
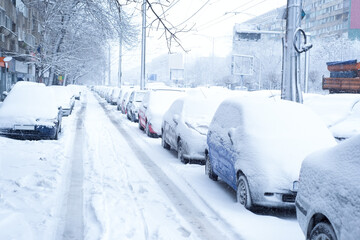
left=97, top=96, right=243, bottom=240
left=85, top=94, right=152, bottom=240
left=62, top=101, right=86, bottom=240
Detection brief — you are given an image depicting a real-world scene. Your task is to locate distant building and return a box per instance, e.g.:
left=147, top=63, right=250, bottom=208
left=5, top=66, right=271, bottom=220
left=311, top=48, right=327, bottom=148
left=0, top=0, right=41, bottom=99
left=234, top=0, right=360, bottom=40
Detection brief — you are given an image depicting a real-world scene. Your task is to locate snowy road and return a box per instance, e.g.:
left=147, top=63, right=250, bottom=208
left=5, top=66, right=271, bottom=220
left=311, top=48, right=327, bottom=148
left=0, top=89, right=304, bottom=240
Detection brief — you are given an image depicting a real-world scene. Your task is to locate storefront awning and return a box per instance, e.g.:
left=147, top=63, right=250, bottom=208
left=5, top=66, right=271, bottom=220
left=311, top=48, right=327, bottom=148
left=0, top=57, right=10, bottom=68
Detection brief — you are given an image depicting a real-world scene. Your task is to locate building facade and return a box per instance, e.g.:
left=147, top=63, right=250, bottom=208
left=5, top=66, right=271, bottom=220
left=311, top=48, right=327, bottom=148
left=234, top=0, right=360, bottom=40
left=0, top=0, right=41, bottom=100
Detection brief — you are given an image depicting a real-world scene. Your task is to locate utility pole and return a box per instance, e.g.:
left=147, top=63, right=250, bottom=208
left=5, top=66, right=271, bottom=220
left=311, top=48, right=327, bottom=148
left=108, top=44, right=111, bottom=86
left=140, top=0, right=146, bottom=90
left=281, top=0, right=303, bottom=103
left=119, top=35, right=122, bottom=87
left=118, top=6, right=123, bottom=88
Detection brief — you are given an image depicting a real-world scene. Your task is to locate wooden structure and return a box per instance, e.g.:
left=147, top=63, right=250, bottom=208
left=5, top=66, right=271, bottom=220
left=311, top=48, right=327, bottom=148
left=323, top=60, right=360, bottom=93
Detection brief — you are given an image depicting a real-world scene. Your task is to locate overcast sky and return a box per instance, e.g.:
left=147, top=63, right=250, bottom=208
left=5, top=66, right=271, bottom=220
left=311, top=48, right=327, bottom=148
left=110, top=0, right=287, bottom=83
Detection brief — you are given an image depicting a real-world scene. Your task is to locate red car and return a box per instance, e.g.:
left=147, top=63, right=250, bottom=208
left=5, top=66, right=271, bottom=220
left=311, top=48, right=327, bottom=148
left=138, top=89, right=185, bottom=137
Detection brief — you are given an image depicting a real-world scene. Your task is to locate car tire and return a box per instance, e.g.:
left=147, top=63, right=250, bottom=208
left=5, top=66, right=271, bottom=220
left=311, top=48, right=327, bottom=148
left=205, top=153, right=218, bottom=181
left=177, top=139, right=189, bottom=164
left=237, top=174, right=252, bottom=210
left=161, top=131, right=170, bottom=150
left=310, top=222, right=337, bottom=240
left=139, top=119, right=144, bottom=131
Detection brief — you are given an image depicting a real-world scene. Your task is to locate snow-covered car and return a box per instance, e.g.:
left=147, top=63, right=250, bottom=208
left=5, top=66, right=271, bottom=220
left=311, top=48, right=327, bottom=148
left=121, top=91, right=132, bottom=114
left=67, top=84, right=82, bottom=100
left=116, top=87, right=135, bottom=111
left=205, top=96, right=337, bottom=210
left=138, top=89, right=186, bottom=138
left=0, top=82, right=62, bottom=140
left=50, top=86, right=75, bottom=116
left=110, top=87, right=121, bottom=105
left=303, top=93, right=360, bottom=140
left=161, top=94, right=226, bottom=164
left=296, top=134, right=360, bottom=240
left=126, top=90, right=147, bottom=122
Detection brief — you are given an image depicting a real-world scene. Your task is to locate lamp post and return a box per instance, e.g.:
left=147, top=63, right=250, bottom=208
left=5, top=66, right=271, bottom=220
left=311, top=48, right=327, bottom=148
left=140, top=0, right=146, bottom=90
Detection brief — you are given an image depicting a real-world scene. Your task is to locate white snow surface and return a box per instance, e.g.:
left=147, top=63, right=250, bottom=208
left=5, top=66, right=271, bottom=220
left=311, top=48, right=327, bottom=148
left=303, top=93, right=360, bottom=139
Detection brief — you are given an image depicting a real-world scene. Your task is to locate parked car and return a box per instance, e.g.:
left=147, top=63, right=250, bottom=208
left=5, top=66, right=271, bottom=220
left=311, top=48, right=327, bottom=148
left=138, top=89, right=185, bottom=137
left=161, top=93, right=228, bottom=164
left=117, top=87, right=135, bottom=111
left=67, top=84, right=82, bottom=100
left=121, top=91, right=132, bottom=114
left=110, top=87, right=121, bottom=105
left=0, top=82, right=62, bottom=140
left=205, top=96, right=336, bottom=210
left=126, top=90, right=147, bottom=122
left=296, top=134, right=360, bottom=240
left=50, top=85, right=75, bottom=116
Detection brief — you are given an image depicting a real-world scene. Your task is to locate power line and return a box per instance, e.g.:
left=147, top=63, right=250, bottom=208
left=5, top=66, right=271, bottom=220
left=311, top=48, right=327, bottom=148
left=173, top=0, right=212, bottom=28
left=197, top=0, right=268, bottom=31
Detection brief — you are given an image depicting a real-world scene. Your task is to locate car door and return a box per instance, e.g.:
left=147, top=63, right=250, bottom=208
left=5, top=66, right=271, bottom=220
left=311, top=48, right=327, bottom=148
left=208, top=104, right=238, bottom=189
left=139, top=92, right=150, bottom=128
left=163, top=100, right=182, bottom=149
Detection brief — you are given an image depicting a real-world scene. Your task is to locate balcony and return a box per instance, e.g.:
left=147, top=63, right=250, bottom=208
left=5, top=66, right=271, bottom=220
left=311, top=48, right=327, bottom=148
left=18, top=30, right=35, bottom=49
left=0, top=16, right=16, bottom=37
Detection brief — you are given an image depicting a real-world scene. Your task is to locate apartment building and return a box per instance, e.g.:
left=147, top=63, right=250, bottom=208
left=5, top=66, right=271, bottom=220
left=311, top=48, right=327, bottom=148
left=0, top=0, right=41, bottom=99
left=234, top=0, right=360, bottom=40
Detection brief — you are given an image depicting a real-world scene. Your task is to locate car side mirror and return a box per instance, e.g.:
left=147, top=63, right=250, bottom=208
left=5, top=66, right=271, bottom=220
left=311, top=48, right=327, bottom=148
left=228, top=128, right=235, bottom=145
left=2, top=91, right=8, bottom=100
left=173, top=114, right=180, bottom=124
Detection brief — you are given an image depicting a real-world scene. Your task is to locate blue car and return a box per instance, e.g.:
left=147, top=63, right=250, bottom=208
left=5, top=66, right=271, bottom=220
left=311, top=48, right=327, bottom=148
left=0, top=82, right=62, bottom=140
left=205, top=96, right=336, bottom=210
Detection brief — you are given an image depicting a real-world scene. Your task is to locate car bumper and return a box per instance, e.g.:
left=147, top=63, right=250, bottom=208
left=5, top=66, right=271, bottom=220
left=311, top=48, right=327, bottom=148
left=0, top=125, right=58, bottom=140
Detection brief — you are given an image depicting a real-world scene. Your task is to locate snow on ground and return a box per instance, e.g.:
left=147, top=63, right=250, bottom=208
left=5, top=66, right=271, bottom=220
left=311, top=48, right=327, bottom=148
left=0, top=97, right=79, bottom=239
left=82, top=92, right=202, bottom=240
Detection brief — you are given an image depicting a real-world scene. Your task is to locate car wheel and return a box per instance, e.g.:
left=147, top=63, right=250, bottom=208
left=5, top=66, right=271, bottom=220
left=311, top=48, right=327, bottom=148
left=177, top=139, right=189, bottom=164
left=138, top=120, right=144, bottom=131
left=205, top=153, right=218, bottom=181
left=237, top=174, right=252, bottom=209
left=161, top=131, right=170, bottom=150
left=310, top=222, right=337, bottom=240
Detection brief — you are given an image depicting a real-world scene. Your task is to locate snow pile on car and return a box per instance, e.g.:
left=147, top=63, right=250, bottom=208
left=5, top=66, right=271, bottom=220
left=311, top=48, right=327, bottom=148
left=209, top=96, right=337, bottom=191
left=0, top=82, right=58, bottom=127
left=298, top=134, right=360, bottom=239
